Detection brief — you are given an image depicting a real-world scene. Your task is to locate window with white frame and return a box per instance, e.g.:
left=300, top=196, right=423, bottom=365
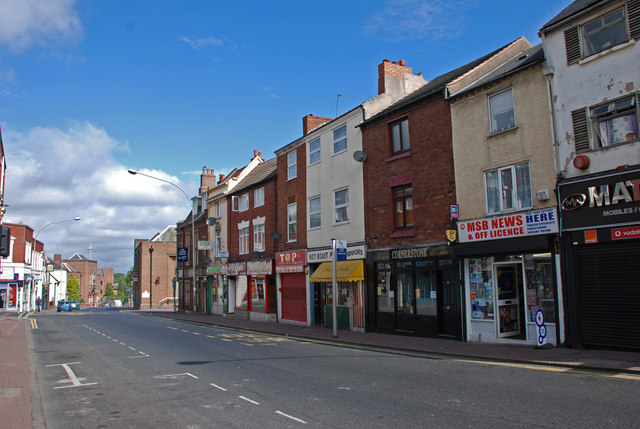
left=333, top=125, right=347, bottom=154
left=254, top=187, right=264, bottom=207
left=391, top=118, right=410, bottom=154
left=309, top=138, right=321, bottom=164
left=572, top=94, right=639, bottom=152
left=485, top=162, right=532, bottom=214
left=309, top=196, right=321, bottom=229
left=232, top=193, right=249, bottom=212
left=253, top=224, right=265, bottom=252
left=215, top=201, right=222, bottom=217
left=564, top=6, right=638, bottom=64
left=287, top=151, right=297, bottom=180
left=489, top=88, right=515, bottom=134
left=334, top=188, right=349, bottom=223
left=215, top=230, right=222, bottom=257
left=287, top=203, right=297, bottom=241
left=239, top=227, right=249, bottom=254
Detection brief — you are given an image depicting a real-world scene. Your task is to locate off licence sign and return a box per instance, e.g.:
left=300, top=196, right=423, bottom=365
left=457, top=208, right=558, bottom=243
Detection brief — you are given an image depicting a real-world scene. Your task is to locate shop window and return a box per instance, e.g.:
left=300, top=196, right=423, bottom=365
left=484, top=161, right=532, bottom=214
left=469, top=257, right=495, bottom=320
left=489, top=88, right=515, bottom=134
left=251, top=278, right=266, bottom=312
left=309, top=138, right=321, bottom=164
left=390, top=118, right=410, bottom=154
left=393, top=185, right=413, bottom=229
left=376, top=269, right=393, bottom=313
left=525, top=253, right=555, bottom=324
left=416, top=263, right=437, bottom=316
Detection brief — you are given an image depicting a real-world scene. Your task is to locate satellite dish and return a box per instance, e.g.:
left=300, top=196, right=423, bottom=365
left=206, top=217, right=217, bottom=226
left=270, top=231, right=281, bottom=239
left=353, top=150, right=368, bottom=162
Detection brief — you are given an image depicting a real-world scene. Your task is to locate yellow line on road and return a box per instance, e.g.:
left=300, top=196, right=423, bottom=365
left=30, top=318, right=38, bottom=329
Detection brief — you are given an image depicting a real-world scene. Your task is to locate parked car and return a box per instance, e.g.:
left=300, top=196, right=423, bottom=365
left=57, top=301, right=71, bottom=312
left=68, top=301, right=79, bottom=310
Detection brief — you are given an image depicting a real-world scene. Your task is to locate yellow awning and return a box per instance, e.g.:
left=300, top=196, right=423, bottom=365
left=309, top=260, right=364, bottom=282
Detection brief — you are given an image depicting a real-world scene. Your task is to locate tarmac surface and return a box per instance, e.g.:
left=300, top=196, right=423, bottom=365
left=2, top=307, right=639, bottom=428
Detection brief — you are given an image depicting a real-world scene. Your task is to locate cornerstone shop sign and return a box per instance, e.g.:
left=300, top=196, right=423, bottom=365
left=559, top=168, right=640, bottom=230
left=457, top=208, right=558, bottom=243
left=275, top=250, right=306, bottom=273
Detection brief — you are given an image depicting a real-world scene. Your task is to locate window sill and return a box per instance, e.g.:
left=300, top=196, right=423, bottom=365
left=386, top=150, right=411, bottom=163
left=334, top=221, right=350, bottom=226
left=486, top=207, right=533, bottom=217
left=579, top=39, right=635, bottom=65
left=488, top=126, right=518, bottom=138
left=332, top=149, right=348, bottom=157
left=391, top=228, right=415, bottom=238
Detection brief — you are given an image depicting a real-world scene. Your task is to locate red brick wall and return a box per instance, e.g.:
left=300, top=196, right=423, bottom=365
left=227, top=178, right=277, bottom=260
left=65, top=259, right=99, bottom=304
left=276, top=144, right=307, bottom=252
left=362, top=95, right=457, bottom=249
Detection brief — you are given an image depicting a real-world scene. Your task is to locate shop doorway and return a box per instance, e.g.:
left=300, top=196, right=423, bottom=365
left=495, top=264, right=525, bottom=339
left=438, top=271, right=460, bottom=337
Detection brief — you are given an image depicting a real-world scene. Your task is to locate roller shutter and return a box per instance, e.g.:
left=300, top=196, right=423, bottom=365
left=281, top=273, right=307, bottom=322
left=576, top=242, right=640, bottom=350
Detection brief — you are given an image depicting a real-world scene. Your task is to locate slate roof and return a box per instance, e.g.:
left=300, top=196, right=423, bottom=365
left=451, top=44, right=545, bottom=99
left=540, top=0, right=605, bottom=31
left=361, top=39, right=523, bottom=125
left=67, top=253, right=90, bottom=262
left=229, top=157, right=277, bottom=195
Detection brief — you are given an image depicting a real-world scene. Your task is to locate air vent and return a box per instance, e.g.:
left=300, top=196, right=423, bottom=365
left=628, top=0, right=640, bottom=39
left=571, top=108, right=590, bottom=153
left=564, top=26, right=580, bottom=65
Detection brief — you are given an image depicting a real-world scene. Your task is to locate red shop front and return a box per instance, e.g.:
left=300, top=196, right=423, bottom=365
left=276, top=250, right=308, bottom=324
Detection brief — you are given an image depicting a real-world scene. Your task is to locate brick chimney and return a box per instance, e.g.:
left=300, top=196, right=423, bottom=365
left=54, top=254, right=62, bottom=266
left=218, top=173, right=225, bottom=184
left=200, top=167, right=216, bottom=192
left=303, top=114, right=332, bottom=135
left=378, top=59, right=425, bottom=95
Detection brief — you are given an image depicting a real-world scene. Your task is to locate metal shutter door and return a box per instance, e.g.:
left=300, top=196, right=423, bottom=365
left=576, top=242, right=640, bottom=350
left=281, top=273, right=307, bottom=322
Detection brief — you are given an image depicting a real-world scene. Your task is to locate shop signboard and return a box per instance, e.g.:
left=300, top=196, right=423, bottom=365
left=307, top=244, right=366, bottom=263
left=206, top=266, right=223, bottom=274
left=177, top=247, right=188, bottom=262
left=198, top=240, right=213, bottom=250
left=246, top=260, right=272, bottom=275
left=226, top=262, right=246, bottom=276
left=275, top=250, right=306, bottom=266
left=457, top=208, right=558, bottom=243
left=558, top=168, right=640, bottom=230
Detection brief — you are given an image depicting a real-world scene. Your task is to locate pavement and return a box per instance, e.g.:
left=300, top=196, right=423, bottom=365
left=2, top=308, right=639, bottom=429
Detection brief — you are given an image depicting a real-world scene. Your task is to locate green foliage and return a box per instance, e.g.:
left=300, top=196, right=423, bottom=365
left=104, top=282, right=115, bottom=299
left=67, top=275, right=81, bottom=302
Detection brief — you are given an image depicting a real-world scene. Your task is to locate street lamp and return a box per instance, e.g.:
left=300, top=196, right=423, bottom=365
left=149, top=245, right=153, bottom=309
left=128, top=169, right=197, bottom=313
left=32, top=217, right=81, bottom=314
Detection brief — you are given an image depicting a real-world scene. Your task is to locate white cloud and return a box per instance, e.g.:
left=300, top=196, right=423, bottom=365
left=0, top=0, right=83, bottom=52
left=2, top=123, right=196, bottom=273
left=178, top=35, right=224, bottom=50
left=363, top=0, right=472, bottom=42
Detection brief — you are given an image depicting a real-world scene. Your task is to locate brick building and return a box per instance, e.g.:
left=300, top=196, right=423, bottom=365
left=133, top=226, right=177, bottom=309
left=360, top=39, right=530, bottom=339
left=226, top=156, right=277, bottom=321
left=65, top=253, right=101, bottom=306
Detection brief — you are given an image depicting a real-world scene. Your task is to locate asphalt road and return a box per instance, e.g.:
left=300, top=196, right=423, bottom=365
left=29, top=308, right=640, bottom=428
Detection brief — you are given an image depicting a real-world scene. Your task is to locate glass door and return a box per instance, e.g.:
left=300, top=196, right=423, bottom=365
left=496, top=264, right=522, bottom=338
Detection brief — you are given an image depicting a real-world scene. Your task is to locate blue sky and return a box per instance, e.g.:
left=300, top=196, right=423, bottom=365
left=0, top=0, right=568, bottom=272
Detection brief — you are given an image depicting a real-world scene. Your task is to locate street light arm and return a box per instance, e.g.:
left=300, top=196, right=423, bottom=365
left=35, top=217, right=81, bottom=240
left=128, top=169, right=191, bottom=206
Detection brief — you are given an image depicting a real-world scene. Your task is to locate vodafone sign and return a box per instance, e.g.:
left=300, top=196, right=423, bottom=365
left=611, top=226, right=640, bottom=241
left=457, top=208, right=559, bottom=243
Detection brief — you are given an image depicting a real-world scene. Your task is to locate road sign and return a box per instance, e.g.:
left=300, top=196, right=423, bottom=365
left=336, top=240, right=347, bottom=261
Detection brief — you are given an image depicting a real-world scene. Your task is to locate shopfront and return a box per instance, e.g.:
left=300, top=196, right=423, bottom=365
left=0, top=281, right=18, bottom=310
left=308, top=244, right=366, bottom=332
left=206, top=265, right=226, bottom=315
left=228, top=260, right=276, bottom=322
left=455, top=208, right=561, bottom=345
left=275, top=250, right=308, bottom=324
left=558, top=166, right=640, bottom=350
left=367, top=244, right=459, bottom=338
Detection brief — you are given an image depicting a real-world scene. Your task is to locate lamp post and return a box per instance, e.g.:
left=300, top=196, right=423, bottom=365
left=149, top=245, right=153, bottom=309
left=32, top=217, right=81, bottom=314
left=128, top=169, right=197, bottom=313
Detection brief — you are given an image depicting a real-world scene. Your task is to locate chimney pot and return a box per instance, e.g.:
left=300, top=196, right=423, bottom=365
left=259, top=152, right=262, bottom=159
left=219, top=173, right=225, bottom=181
left=399, top=59, right=405, bottom=66
left=254, top=149, right=258, bottom=157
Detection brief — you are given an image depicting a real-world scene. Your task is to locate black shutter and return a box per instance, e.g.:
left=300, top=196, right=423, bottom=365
left=628, top=0, right=640, bottom=40
left=564, top=26, right=581, bottom=65
left=571, top=107, right=590, bottom=153
left=576, top=242, right=640, bottom=350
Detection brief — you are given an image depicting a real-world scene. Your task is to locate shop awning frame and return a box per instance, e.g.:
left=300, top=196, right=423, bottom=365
left=309, top=260, right=364, bottom=282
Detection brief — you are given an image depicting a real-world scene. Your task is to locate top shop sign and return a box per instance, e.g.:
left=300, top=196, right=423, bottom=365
left=457, top=208, right=558, bottom=243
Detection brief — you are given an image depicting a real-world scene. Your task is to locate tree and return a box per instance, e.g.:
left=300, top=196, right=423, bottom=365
left=67, top=275, right=81, bottom=302
left=104, top=282, right=115, bottom=299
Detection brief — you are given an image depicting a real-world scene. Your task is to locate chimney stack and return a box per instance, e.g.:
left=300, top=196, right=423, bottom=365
left=218, top=173, right=225, bottom=183
left=200, top=166, right=216, bottom=192
left=54, top=254, right=62, bottom=266
left=378, top=59, right=424, bottom=95
left=302, top=114, right=333, bottom=135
